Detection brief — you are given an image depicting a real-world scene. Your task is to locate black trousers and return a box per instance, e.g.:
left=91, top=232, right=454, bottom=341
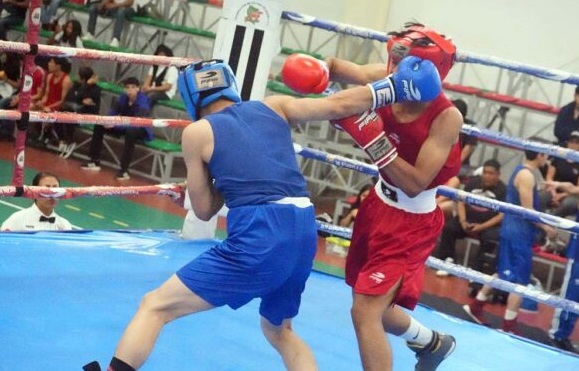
left=89, top=125, right=147, bottom=172
left=437, top=216, right=500, bottom=274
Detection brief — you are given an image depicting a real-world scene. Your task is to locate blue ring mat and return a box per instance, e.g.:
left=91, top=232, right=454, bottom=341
left=1, top=230, right=578, bottom=370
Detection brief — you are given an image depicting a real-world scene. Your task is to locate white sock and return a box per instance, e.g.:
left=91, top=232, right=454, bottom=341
left=400, top=317, right=434, bottom=346
left=504, top=309, right=518, bottom=321
left=476, top=291, right=489, bottom=302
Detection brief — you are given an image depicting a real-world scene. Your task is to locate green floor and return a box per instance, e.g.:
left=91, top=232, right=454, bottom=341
left=0, top=161, right=184, bottom=230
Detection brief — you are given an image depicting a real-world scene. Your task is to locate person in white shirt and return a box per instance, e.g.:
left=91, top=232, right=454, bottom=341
left=141, top=44, right=179, bottom=109
left=1, top=172, right=73, bottom=231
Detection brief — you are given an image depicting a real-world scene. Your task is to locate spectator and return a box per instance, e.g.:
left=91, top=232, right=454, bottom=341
left=48, top=19, right=84, bottom=49
left=436, top=175, right=461, bottom=220
left=338, top=184, right=372, bottom=228
left=59, top=66, right=101, bottom=158
left=83, top=0, right=135, bottom=48
left=0, top=52, right=22, bottom=100
left=0, top=0, right=28, bottom=41
left=554, top=86, right=579, bottom=146
left=141, top=44, right=178, bottom=109
left=452, top=99, right=479, bottom=179
left=80, top=76, right=152, bottom=180
left=1, top=172, right=72, bottom=231
left=31, top=57, right=72, bottom=148
left=545, top=131, right=579, bottom=218
left=435, top=159, right=506, bottom=277
left=40, top=0, right=62, bottom=31
left=0, top=55, right=46, bottom=140
left=463, top=138, right=558, bottom=334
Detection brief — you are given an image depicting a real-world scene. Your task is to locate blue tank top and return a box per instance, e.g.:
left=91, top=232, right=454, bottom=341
left=206, top=101, right=308, bottom=208
left=501, top=164, right=539, bottom=241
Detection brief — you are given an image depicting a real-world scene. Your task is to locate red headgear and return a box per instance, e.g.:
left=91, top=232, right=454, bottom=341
left=386, top=24, right=456, bottom=80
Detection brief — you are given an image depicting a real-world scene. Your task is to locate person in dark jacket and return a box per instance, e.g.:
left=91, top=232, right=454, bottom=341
left=80, top=76, right=151, bottom=180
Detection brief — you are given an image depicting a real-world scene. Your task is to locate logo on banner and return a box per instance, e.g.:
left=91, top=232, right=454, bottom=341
left=236, top=2, right=270, bottom=26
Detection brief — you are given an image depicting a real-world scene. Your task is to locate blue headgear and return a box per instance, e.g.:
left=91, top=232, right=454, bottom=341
left=178, top=59, right=242, bottom=121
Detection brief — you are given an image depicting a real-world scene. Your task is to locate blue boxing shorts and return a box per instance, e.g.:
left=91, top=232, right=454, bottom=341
left=497, top=232, right=534, bottom=285
left=177, top=200, right=317, bottom=326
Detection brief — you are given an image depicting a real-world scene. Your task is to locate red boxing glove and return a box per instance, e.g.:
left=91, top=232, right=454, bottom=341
left=281, top=53, right=329, bottom=94
left=332, top=110, right=398, bottom=169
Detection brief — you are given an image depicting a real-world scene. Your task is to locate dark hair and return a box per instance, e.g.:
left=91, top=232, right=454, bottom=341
left=352, top=184, right=373, bottom=209
left=78, top=66, right=94, bottom=82
left=524, top=136, right=551, bottom=160
left=51, top=57, right=72, bottom=74
left=483, top=159, right=501, bottom=172
left=34, top=55, right=50, bottom=69
left=122, top=76, right=140, bottom=87
left=32, top=171, right=60, bottom=186
left=62, top=20, right=83, bottom=47
left=154, top=44, right=173, bottom=57
left=452, top=99, right=468, bottom=118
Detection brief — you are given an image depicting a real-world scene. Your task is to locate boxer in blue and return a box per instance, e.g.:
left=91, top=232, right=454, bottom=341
left=84, top=56, right=442, bottom=371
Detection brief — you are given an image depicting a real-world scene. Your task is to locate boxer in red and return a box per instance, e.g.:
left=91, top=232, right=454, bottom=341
left=283, top=22, right=462, bottom=370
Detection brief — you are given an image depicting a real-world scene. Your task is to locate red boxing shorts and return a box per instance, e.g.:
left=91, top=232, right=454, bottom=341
left=345, top=186, right=444, bottom=310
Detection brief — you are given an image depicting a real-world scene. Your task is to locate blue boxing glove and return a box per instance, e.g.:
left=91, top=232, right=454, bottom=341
left=367, top=56, right=442, bottom=109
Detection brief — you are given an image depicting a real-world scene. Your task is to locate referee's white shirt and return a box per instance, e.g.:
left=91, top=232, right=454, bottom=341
left=1, top=203, right=73, bottom=231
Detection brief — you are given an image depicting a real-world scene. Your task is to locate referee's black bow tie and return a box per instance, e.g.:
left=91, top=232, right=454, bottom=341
left=39, top=216, right=56, bottom=223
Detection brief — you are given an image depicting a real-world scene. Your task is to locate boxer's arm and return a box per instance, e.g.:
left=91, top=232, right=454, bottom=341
left=267, top=84, right=373, bottom=126
left=325, top=56, right=387, bottom=85
left=381, top=106, right=463, bottom=197
left=181, top=122, right=224, bottom=221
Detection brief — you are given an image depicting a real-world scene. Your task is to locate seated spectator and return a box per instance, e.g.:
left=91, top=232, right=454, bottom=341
left=452, top=99, right=479, bottom=179
left=1, top=171, right=72, bottom=231
left=59, top=66, right=101, bottom=158
left=31, top=57, right=72, bottom=148
left=338, top=184, right=372, bottom=228
left=0, top=55, right=46, bottom=140
left=141, top=44, right=178, bottom=109
left=48, top=19, right=84, bottom=49
left=0, top=52, right=22, bottom=100
left=83, top=0, right=135, bottom=48
left=545, top=131, right=579, bottom=218
left=435, top=159, right=506, bottom=277
left=80, top=76, right=152, bottom=180
left=0, top=0, right=28, bottom=41
left=554, top=86, right=579, bottom=146
left=40, top=0, right=62, bottom=31
left=436, top=175, right=461, bottom=220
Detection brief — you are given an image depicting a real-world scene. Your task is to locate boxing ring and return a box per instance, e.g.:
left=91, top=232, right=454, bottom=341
left=2, top=231, right=578, bottom=370
left=1, top=1, right=579, bottom=370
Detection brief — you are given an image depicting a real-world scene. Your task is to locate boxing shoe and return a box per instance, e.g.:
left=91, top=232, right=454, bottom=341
left=501, top=318, right=521, bottom=335
left=462, top=300, right=488, bottom=325
left=82, top=361, right=101, bottom=371
left=407, top=331, right=456, bottom=371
